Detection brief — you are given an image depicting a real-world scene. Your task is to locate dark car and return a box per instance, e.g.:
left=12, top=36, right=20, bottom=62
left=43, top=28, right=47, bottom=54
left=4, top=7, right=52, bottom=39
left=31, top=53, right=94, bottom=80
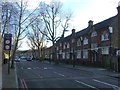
left=27, top=57, right=32, bottom=61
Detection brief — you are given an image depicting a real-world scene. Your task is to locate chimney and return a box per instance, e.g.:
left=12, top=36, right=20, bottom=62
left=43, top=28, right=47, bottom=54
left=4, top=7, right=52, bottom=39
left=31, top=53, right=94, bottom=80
left=117, top=1, right=120, bottom=16
left=71, top=29, right=75, bottom=35
left=88, top=20, right=93, bottom=27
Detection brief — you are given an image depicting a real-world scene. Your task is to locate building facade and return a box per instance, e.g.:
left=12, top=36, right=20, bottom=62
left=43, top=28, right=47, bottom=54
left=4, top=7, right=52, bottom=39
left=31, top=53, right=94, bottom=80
left=45, top=4, right=120, bottom=71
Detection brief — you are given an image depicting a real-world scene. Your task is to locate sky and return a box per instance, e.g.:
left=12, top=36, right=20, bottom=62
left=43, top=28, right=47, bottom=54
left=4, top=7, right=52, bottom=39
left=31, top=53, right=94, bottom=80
left=18, top=0, right=120, bottom=51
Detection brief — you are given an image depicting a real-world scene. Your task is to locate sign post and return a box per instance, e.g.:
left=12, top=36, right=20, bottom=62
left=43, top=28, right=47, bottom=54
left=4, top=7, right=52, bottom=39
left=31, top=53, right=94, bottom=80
left=3, top=34, right=12, bottom=74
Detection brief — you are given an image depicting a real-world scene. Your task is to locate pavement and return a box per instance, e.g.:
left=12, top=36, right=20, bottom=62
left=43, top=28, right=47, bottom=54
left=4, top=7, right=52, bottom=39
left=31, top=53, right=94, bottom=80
left=2, top=62, right=18, bottom=89
left=2, top=60, right=120, bottom=89
left=57, top=62, right=120, bottom=79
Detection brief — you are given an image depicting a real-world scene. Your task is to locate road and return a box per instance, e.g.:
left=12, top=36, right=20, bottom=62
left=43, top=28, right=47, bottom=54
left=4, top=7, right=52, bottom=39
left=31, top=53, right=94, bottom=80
left=16, top=60, right=120, bottom=89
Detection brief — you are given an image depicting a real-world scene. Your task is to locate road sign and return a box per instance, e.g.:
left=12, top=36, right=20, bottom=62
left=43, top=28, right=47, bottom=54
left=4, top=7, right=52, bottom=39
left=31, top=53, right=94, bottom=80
left=3, top=34, right=12, bottom=50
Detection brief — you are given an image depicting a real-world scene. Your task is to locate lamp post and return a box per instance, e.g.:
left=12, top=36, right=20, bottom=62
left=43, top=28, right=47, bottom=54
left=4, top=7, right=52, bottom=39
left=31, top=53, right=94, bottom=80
left=109, top=27, right=113, bottom=69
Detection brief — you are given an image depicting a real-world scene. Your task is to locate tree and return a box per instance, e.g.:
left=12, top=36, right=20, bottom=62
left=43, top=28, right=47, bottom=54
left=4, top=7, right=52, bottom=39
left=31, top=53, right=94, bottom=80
left=38, top=1, right=72, bottom=64
left=27, top=16, right=47, bottom=61
left=10, top=0, right=40, bottom=68
left=1, top=2, right=19, bottom=65
left=1, top=2, right=14, bottom=39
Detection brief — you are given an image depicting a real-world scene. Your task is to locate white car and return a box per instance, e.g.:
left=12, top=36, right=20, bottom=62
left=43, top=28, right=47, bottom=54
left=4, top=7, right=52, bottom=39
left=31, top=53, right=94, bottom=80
left=14, top=57, right=20, bottom=62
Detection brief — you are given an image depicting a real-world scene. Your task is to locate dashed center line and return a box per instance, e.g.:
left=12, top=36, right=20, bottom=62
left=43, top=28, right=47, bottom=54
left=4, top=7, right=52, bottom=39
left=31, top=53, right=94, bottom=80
left=53, top=71, right=65, bottom=77
left=75, top=80, right=100, bottom=90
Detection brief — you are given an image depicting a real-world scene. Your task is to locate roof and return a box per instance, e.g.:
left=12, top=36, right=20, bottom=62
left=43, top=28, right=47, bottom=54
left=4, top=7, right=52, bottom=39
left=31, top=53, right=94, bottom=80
left=56, top=15, right=117, bottom=43
left=94, top=15, right=117, bottom=30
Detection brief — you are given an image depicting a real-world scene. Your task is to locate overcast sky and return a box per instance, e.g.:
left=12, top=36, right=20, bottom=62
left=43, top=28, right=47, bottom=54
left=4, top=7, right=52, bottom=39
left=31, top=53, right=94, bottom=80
left=18, top=0, right=120, bottom=50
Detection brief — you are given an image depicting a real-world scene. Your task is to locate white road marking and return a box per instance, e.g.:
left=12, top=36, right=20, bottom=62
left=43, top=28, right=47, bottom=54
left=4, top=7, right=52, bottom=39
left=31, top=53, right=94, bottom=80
left=93, top=79, right=120, bottom=89
left=53, top=71, right=65, bottom=77
left=27, top=67, right=31, bottom=69
left=43, top=67, right=48, bottom=69
left=75, top=80, right=100, bottom=90
left=98, top=69, right=106, bottom=70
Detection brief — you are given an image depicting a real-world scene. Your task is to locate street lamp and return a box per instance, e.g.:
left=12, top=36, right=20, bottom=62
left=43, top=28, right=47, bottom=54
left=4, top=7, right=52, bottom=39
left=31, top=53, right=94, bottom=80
left=109, top=26, right=113, bottom=69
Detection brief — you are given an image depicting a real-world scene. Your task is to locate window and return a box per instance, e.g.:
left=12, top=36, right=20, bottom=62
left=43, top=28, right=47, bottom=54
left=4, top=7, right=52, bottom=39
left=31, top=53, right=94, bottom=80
left=56, top=47, right=59, bottom=50
left=57, top=53, right=59, bottom=59
left=66, top=52, right=70, bottom=59
left=102, top=47, right=109, bottom=54
left=60, top=43, right=62, bottom=47
left=77, top=50, right=81, bottom=59
left=83, top=50, right=88, bottom=59
left=83, top=37, right=88, bottom=45
left=77, top=39, right=81, bottom=46
left=91, top=43, right=97, bottom=49
left=63, top=42, right=66, bottom=49
left=62, top=53, right=65, bottom=59
left=59, top=50, right=62, bottom=54
left=67, top=43, right=70, bottom=48
left=101, top=31, right=109, bottom=41
left=50, top=54, right=52, bottom=59
left=72, top=39, right=75, bottom=43
left=91, top=31, right=97, bottom=37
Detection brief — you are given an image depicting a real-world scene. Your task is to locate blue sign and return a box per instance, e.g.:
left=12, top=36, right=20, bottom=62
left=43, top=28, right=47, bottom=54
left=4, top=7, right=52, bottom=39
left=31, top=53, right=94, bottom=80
left=3, top=34, right=12, bottom=50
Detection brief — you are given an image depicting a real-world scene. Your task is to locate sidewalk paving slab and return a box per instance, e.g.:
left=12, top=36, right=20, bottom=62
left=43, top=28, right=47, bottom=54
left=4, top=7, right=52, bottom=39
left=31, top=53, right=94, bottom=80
left=2, top=63, right=18, bottom=89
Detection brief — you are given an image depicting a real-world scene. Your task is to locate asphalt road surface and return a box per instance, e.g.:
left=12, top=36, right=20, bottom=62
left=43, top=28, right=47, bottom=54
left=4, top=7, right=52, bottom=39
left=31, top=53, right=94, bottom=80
left=16, top=60, right=120, bottom=89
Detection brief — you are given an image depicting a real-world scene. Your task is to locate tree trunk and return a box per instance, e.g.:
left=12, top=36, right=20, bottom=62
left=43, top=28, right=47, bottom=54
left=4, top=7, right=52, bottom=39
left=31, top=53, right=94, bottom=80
left=11, top=40, right=18, bottom=68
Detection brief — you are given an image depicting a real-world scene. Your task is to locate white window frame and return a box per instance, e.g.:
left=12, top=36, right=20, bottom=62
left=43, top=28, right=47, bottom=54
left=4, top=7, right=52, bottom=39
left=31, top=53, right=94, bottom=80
left=77, top=39, right=81, bottom=46
left=77, top=50, right=81, bottom=59
left=62, top=52, right=65, bottom=59
left=83, top=50, right=88, bottom=59
left=91, top=31, right=97, bottom=37
left=66, top=52, right=70, bottom=59
left=72, top=39, right=75, bottom=43
left=63, top=44, right=66, bottom=49
left=56, top=47, right=59, bottom=50
left=63, top=42, right=66, bottom=49
left=102, top=47, right=109, bottom=54
left=67, top=43, right=70, bottom=48
left=91, top=43, right=97, bottom=49
left=101, top=32, right=109, bottom=41
left=57, top=53, right=59, bottom=59
left=83, top=38, right=88, bottom=45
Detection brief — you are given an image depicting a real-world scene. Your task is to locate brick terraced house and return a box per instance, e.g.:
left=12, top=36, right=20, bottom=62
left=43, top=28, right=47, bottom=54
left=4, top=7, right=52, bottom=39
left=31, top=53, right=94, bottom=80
left=44, top=4, right=120, bottom=71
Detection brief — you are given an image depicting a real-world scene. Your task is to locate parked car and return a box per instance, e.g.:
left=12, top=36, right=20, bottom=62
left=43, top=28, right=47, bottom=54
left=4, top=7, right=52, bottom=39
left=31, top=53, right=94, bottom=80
left=27, top=57, right=32, bottom=61
left=20, top=56, right=27, bottom=61
left=14, top=57, right=20, bottom=62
